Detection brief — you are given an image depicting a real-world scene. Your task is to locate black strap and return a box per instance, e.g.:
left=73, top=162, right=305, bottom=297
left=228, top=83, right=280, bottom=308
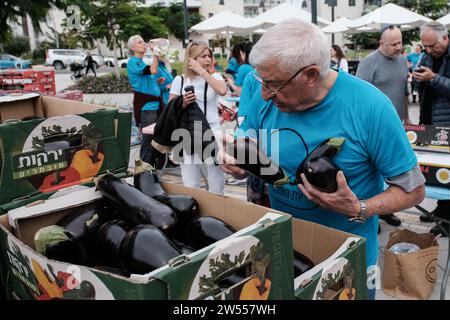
left=180, top=75, right=184, bottom=95
left=179, top=75, right=208, bottom=115
left=204, top=81, right=208, bottom=115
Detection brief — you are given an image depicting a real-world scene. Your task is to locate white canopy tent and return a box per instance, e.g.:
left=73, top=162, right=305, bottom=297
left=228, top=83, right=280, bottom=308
left=321, top=17, right=376, bottom=34
left=351, top=3, right=432, bottom=29
left=190, top=11, right=258, bottom=54
left=437, top=13, right=450, bottom=27
left=250, top=2, right=331, bottom=30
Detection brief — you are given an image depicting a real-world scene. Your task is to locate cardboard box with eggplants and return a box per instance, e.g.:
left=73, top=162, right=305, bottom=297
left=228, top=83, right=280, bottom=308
left=0, top=93, right=295, bottom=300
left=0, top=93, right=367, bottom=300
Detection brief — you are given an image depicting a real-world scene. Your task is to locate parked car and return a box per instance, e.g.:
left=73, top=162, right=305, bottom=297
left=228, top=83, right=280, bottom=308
left=0, top=54, right=32, bottom=69
left=118, top=53, right=153, bottom=68
left=103, top=56, right=115, bottom=67
left=91, top=54, right=105, bottom=68
left=45, top=49, right=103, bottom=70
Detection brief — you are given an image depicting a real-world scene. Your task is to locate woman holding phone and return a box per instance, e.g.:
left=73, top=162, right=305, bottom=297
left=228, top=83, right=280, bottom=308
left=169, top=41, right=227, bottom=195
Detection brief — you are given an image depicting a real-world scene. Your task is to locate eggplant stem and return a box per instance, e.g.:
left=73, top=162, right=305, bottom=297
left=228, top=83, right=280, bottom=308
left=326, top=137, right=345, bottom=150
left=274, top=173, right=290, bottom=188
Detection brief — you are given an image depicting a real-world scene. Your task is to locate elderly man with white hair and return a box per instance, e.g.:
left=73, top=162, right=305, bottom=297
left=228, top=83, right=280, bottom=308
left=127, top=35, right=165, bottom=167
left=219, top=19, right=425, bottom=299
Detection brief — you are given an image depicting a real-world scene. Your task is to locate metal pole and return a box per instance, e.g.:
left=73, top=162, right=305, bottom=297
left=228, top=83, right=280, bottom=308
left=331, top=4, right=335, bottom=44
left=183, top=0, right=189, bottom=48
left=311, top=0, right=318, bottom=25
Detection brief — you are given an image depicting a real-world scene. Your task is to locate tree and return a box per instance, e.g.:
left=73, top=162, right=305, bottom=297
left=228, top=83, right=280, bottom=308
left=147, top=3, right=203, bottom=42
left=0, top=0, right=64, bottom=44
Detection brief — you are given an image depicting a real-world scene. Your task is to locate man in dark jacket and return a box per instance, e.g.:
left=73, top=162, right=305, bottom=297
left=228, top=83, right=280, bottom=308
left=413, top=21, right=450, bottom=236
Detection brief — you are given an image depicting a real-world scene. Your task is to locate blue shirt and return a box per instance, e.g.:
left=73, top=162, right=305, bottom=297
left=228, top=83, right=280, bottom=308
left=127, top=56, right=161, bottom=111
left=226, top=57, right=241, bottom=79
left=237, top=71, right=418, bottom=268
left=238, top=69, right=261, bottom=117
left=235, top=64, right=253, bottom=87
left=407, top=52, right=422, bottom=70
left=156, top=62, right=174, bottom=105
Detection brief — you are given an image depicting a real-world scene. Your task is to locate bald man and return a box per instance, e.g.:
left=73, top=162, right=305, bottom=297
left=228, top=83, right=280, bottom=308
left=356, top=25, right=410, bottom=228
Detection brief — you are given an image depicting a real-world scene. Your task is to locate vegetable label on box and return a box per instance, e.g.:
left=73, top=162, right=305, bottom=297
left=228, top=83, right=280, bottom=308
left=4, top=233, right=114, bottom=300
left=11, top=115, right=105, bottom=193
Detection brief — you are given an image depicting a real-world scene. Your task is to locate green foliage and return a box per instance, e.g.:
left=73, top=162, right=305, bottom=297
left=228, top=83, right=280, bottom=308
left=2, top=36, right=31, bottom=57
left=0, top=0, right=64, bottom=44
left=66, top=74, right=131, bottom=93
left=147, top=3, right=203, bottom=42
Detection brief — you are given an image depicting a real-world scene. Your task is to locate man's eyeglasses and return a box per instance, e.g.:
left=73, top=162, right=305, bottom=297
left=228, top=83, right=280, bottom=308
left=253, top=64, right=316, bottom=99
left=422, top=40, right=439, bottom=50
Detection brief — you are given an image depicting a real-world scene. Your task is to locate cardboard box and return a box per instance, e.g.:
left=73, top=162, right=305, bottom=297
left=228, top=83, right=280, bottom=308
left=415, top=151, right=450, bottom=187
left=404, top=124, right=450, bottom=153
left=0, top=183, right=294, bottom=300
left=292, top=219, right=367, bottom=300
left=0, top=93, right=132, bottom=212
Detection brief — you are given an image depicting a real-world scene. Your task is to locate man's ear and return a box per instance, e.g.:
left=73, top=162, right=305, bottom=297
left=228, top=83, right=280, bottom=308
left=305, top=66, right=321, bottom=86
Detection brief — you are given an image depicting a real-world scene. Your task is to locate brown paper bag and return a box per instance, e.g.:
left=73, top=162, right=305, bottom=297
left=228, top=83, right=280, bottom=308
left=382, top=229, right=439, bottom=300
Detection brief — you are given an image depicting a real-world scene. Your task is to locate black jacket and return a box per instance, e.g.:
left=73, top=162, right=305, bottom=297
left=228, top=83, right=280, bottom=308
left=151, top=95, right=218, bottom=161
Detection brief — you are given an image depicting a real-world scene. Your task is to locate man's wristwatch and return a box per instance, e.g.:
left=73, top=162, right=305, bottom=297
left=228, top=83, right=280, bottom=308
left=348, top=200, right=368, bottom=224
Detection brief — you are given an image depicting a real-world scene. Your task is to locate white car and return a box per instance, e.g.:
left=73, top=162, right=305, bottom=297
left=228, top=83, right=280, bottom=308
left=45, top=49, right=103, bottom=70
left=118, top=53, right=153, bottom=68
left=103, top=57, right=115, bottom=67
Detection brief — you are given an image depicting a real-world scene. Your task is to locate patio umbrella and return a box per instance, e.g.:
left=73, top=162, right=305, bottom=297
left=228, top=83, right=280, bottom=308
left=251, top=2, right=331, bottom=29
left=437, top=13, right=450, bottom=27
left=321, top=17, right=375, bottom=34
left=351, top=3, right=432, bottom=29
left=190, top=11, right=258, bottom=53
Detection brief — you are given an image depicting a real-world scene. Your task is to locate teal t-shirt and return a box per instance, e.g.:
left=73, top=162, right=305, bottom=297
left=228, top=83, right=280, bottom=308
left=238, top=69, right=261, bottom=117
left=237, top=71, right=418, bottom=268
left=235, top=64, right=254, bottom=87
left=226, top=57, right=241, bottom=79
left=127, top=56, right=161, bottom=111
left=156, top=63, right=174, bottom=105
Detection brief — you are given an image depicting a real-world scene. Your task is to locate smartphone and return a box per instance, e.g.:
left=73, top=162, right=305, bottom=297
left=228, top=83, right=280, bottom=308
left=184, top=85, right=195, bottom=94
left=415, top=67, right=426, bottom=73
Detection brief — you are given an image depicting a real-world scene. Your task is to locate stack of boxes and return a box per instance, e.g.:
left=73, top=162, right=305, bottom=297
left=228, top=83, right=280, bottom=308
left=0, top=67, right=56, bottom=96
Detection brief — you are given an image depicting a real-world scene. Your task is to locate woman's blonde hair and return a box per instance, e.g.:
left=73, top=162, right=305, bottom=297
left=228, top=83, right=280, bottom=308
left=183, top=41, right=213, bottom=79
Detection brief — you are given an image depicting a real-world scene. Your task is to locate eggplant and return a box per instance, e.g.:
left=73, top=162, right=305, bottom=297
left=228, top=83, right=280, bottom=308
left=172, top=239, right=196, bottom=255
left=96, top=173, right=178, bottom=235
left=34, top=225, right=89, bottom=266
left=227, top=137, right=289, bottom=187
left=96, top=220, right=130, bottom=267
left=133, top=158, right=165, bottom=197
left=119, top=225, right=181, bottom=274
left=134, top=158, right=200, bottom=226
left=185, top=216, right=236, bottom=250
left=56, top=203, right=106, bottom=251
left=296, top=137, right=345, bottom=193
left=293, top=250, right=315, bottom=278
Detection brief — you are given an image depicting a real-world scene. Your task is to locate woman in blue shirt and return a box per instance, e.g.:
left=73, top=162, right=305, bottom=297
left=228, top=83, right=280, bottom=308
left=225, top=42, right=253, bottom=96
left=127, top=35, right=164, bottom=167
left=225, top=43, right=244, bottom=80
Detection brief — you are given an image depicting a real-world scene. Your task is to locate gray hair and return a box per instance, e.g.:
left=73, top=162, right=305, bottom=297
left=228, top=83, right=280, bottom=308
left=127, top=35, right=143, bottom=56
left=420, top=21, right=448, bottom=39
left=249, top=18, right=330, bottom=78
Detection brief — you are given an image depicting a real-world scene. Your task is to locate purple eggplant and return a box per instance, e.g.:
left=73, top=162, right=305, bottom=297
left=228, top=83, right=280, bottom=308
left=185, top=216, right=236, bottom=250
left=134, top=158, right=200, bottom=226
left=227, top=137, right=289, bottom=187
left=97, top=220, right=130, bottom=267
left=293, top=250, right=315, bottom=278
left=119, top=225, right=181, bottom=274
left=296, top=137, right=345, bottom=193
left=96, top=173, right=178, bottom=235
left=34, top=225, right=89, bottom=266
